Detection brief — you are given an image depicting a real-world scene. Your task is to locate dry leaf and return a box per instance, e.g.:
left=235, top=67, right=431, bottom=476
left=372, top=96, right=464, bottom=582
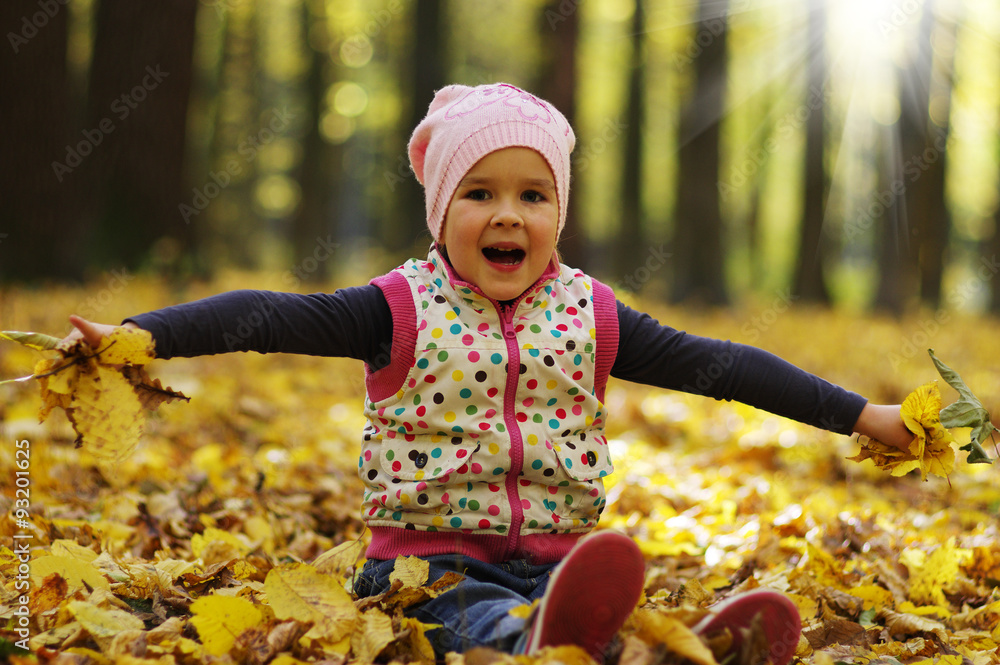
left=264, top=563, right=359, bottom=646
left=189, top=594, right=264, bottom=656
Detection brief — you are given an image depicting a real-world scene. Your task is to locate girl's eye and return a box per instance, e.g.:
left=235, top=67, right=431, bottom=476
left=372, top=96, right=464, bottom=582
left=466, top=189, right=490, bottom=201
left=522, top=190, right=546, bottom=203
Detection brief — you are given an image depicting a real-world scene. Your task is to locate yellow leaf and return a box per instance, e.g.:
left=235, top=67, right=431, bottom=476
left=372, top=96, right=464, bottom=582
left=50, top=539, right=99, bottom=563
left=848, top=382, right=956, bottom=481
left=901, top=539, right=969, bottom=607
left=901, top=382, right=957, bottom=481
left=313, top=538, right=365, bottom=577
left=351, top=608, right=395, bottom=662
left=68, top=362, right=145, bottom=462
left=898, top=601, right=950, bottom=618
left=390, top=555, right=430, bottom=588
left=68, top=600, right=145, bottom=647
left=630, top=609, right=718, bottom=665
left=400, top=616, right=438, bottom=664
left=97, top=326, right=156, bottom=365
left=264, top=563, right=359, bottom=644
left=191, top=527, right=252, bottom=559
left=35, top=357, right=76, bottom=421
left=848, top=584, right=894, bottom=611
left=30, top=555, right=111, bottom=591
left=189, top=594, right=264, bottom=656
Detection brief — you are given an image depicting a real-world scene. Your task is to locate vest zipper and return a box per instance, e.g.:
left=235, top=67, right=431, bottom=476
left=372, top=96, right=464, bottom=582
left=497, top=300, right=525, bottom=559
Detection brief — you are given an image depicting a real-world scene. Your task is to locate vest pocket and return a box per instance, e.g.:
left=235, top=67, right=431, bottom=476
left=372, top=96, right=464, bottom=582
left=374, top=438, right=484, bottom=519
left=551, top=433, right=614, bottom=481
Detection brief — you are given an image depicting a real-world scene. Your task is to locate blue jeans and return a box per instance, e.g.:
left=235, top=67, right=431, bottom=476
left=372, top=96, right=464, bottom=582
left=354, top=554, right=558, bottom=657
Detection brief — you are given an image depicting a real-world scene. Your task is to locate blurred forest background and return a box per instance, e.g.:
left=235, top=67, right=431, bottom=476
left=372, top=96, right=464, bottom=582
left=2, top=0, right=1000, bottom=314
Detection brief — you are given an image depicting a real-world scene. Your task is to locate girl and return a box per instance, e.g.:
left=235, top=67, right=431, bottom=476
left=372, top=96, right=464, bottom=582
left=66, top=83, right=912, bottom=663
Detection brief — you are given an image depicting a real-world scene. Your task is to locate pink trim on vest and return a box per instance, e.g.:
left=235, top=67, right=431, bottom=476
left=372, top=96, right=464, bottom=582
left=366, top=271, right=418, bottom=403
left=592, top=278, right=619, bottom=403
left=366, top=526, right=584, bottom=565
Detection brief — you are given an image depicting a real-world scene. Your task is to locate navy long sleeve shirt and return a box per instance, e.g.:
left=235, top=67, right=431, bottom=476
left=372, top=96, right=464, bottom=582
left=127, top=286, right=867, bottom=435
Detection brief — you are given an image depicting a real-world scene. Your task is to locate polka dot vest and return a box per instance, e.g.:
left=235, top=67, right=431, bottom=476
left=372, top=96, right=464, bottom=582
left=360, top=247, right=617, bottom=545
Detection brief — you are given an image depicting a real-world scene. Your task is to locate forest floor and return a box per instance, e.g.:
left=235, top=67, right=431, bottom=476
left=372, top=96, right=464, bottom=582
left=1, top=273, right=999, bottom=664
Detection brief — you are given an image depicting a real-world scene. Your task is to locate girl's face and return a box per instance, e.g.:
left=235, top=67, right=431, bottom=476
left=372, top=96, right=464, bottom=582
left=441, top=147, right=559, bottom=302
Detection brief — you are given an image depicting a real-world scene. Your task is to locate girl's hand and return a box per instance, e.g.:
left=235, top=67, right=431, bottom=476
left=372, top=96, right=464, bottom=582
left=63, top=315, right=138, bottom=349
left=853, top=403, right=913, bottom=451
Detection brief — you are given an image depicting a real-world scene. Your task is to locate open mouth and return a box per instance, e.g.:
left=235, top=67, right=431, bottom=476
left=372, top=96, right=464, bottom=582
left=482, top=246, right=526, bottom=266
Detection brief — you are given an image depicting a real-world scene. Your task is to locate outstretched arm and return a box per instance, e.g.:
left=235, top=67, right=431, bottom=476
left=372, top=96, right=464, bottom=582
left=612, top=301, right=911, bottom=444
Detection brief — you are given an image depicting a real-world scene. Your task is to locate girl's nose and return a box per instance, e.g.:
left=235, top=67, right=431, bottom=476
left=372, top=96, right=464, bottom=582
left=490, top=201, right=523, bottom=228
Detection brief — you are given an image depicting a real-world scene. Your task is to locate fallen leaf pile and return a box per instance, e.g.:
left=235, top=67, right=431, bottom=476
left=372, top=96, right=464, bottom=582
left=1, top=275, right=1000, bottom=664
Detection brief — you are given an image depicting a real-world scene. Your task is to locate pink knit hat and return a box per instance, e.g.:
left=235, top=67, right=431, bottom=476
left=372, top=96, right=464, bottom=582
left=408, top=83, right=576, bottom=242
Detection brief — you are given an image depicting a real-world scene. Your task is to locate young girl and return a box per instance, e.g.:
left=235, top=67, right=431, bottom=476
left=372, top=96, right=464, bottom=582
left=66, top=82, right=912, bottom=663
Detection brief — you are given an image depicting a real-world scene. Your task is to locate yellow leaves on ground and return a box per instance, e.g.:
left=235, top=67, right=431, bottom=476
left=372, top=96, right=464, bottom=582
left=7, top=325, right=189, bottom=461
left=190, top=595, right=264, bottom=656
left=68, top=599, right=146, bottom=647
left=849, top=381, right=956, bottom=481
left=627, top=608, right=718, bottom=665
left=901, top=539, right=970, bottom=608
left=264, top=562, right=358, bottom=651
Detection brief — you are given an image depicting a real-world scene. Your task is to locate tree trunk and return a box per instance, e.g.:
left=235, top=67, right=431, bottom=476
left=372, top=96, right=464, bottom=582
left=875, top=0, right=948, bottom=312
left=83, top=0, right=198, bottom=273
left=291, top=0, right=338, bottom=286
left=792, top=0, right=831, bottom=303
left=0, top=1, right=81, bottom=281
left=616, top=0, right=646, bottom=284
left=671, top=0, right=729, bottom=305
left=395, top=0, right=448, bottom=256
left=915, top=0, right=955, bottom=309
left=536, top=0, right=582, bottom=269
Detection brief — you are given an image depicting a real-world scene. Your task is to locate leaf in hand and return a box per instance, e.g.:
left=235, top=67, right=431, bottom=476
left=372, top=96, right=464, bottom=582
left=928, top=349, right=997, bottom=464
left=4, top=326, right=189, bottom=462
left=848, top=382, right=955, bottom=481
left=0, top=330, right=62, bottom=351
left=66, top=360, right=145, bottom=461
left=900, top=381, right=957, bottom=481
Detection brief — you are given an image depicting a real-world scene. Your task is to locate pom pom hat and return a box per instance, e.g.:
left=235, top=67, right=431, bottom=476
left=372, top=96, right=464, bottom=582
left=408, top=83, right=576, bottom=242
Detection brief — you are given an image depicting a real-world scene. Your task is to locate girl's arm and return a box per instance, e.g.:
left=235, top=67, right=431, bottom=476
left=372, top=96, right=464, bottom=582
left=853, top=403, right=912, bottom=450
left=64, top=286, right=395, bottom=367
left=612, top=301, right=912, bottom=449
